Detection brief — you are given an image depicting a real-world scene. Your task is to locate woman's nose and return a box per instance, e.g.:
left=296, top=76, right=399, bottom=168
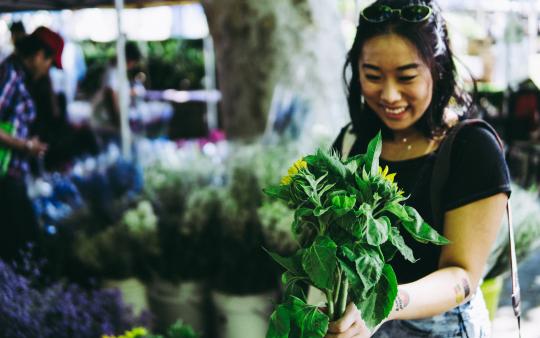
left=380, top=80, right=401, bottom=104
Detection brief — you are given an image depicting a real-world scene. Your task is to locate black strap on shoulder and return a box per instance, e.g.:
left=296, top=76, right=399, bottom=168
left=430, top=118, right=521, bottom=336
left=430, top=118, right=503, bottom=228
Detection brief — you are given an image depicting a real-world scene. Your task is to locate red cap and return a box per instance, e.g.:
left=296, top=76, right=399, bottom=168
left=31, top=27, right=64, bottom=69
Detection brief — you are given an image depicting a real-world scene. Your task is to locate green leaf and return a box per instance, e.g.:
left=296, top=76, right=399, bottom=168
left=331, top=194, right=357, bottom=217
left=346, top=160, right=359, bottom=175
left=379, top=240, right=398, bottom=262
left=288, top=296, right=329, bottom=338
left=303, top=155, right=318, bottom=166
left=335, top=213, right=364, bottom=239
left=316, top=148, right=348, bottom=180
left=302, top=236, right=338, bottom=290
left=166, top=320, right=199, bottom=338
left=402, top=206, right=450, bottom=245
left=267, top=304, right=291, bottom=338
left=295, top=207, right=313, bottom=219
left=365, top=215, right=390, bottom=246
left=317, top=183, right=336, bottom=200
left=354, top=246, right=384, bottom=298
left=313, top=205, right=332, bottom=217
left=263, top=185, right=290, bottom=201
left=282, top=271, right=308, bottom=300
left=340, top=244, right=384, bottom=299
left=389, top=226, right=417, bottom=262
left=357, top=264, right=398, bottom=329
left=331, top=195, right=356, bottom=210
left=345, top=154, right=365, bottom=167
left=362, top=166, right=370, bottom=182
left=365, top=131, right=382, bottom=176
left=265, top=249, right=304, bottom=275
left=381, top=202, right=411, bottom=222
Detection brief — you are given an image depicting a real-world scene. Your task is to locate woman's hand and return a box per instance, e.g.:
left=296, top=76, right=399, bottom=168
left=325, top=303, right=371, bottom=338
left=24, top=137, right=48, bottom=158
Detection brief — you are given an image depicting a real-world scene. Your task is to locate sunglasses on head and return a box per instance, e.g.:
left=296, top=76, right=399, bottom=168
left=361, top=4, right=432, bottom=23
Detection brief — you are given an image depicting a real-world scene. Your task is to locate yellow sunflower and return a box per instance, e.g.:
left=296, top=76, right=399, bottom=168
left=280, top=159, right=307, bottom=185
left=378, top=165, right=396, bottom=183
left=378, top=165, right=404, bottom=195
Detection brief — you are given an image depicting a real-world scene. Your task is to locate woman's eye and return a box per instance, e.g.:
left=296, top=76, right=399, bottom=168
left=365, top=74, right=381, bottom=81
left=399, top=75, right=417, bottom=82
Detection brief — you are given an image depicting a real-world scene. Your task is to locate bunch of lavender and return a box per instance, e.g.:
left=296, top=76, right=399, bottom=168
left=0, top=258, right=150, bottom=338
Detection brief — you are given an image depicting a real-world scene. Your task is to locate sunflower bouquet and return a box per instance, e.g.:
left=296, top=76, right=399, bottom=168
left=263, top=132, right=449, bottom=337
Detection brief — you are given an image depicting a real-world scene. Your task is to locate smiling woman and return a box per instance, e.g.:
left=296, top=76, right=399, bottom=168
left=328, top=0, right=511, bottom=337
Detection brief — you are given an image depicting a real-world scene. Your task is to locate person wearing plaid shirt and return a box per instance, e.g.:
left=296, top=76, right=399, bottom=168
left=0, top=26, right=63, bottom=262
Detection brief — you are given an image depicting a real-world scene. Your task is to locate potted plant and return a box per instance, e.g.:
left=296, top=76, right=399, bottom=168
left=207, top=163, right=283, bottom=338
left=142, top=149, right=220, bottom=335
left=146, top=185, right=220, bottom=335
left=73, top=199, right=160, bottom=315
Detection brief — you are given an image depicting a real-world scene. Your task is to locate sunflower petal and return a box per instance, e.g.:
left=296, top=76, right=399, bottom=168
left=383, top=165, right=389, bottom=177
left=281, top=175, right=292, bottom=185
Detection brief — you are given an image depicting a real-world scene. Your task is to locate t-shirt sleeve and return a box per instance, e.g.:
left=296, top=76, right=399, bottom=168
left=443, top=125, right=511, bottom=211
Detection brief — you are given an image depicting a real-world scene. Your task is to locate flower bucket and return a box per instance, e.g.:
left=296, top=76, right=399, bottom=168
left=146, top=279, right=206, bottom=334
left=103, top=277, right=148, bottom=315
left=211, top=290, right=277, bottom=338
left=480, top=276, right=503, bottom=320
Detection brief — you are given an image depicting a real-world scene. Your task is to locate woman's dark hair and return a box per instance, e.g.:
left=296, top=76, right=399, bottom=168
left=344, top=0, right=473, bottom=146
left=15, top=34, right=53, bottom=60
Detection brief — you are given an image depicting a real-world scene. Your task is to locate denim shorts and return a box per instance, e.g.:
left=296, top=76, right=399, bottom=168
left=372, top=289, right=491, bottom=338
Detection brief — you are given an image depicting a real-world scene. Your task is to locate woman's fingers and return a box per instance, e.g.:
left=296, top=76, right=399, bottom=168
left=325, top=319, right=371, bottom=338
left=328, top=303, right=361, bottom=333
left=325, top=303, right=371, bottom=338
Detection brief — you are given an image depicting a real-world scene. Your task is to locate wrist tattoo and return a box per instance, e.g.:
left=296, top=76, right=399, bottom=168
left=394, top=290, right=410, bottom=312
left=454, top=278, right=471, bottom=304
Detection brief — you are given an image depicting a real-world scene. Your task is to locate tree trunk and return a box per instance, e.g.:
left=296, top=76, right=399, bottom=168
left=202, top=0, right=348, bottom=140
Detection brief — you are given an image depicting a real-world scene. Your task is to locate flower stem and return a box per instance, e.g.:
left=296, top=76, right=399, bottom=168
left=333, top=267, right=342, bottom=306
left=336, top=274, right=349, bottom=319
left=326, top=289, right=335, bottom=320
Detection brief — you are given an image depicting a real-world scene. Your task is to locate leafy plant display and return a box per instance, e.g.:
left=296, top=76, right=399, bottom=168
left=103, top=320, right=198, bottom=338
left=264, top=132, right=450, bottom=336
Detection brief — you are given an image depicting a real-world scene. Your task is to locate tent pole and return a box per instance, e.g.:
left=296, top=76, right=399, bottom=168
left=203, top=35, right=218, bottom=130
left=115, top=0, right=132, bottom=159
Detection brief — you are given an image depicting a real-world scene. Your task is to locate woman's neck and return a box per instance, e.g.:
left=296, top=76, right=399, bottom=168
left=382, top=128, right=438, bottom=161
left=390, top=128, right=424, bottom=144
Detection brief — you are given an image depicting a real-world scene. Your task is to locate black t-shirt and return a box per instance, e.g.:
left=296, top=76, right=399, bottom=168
left=332, top=123, right=512, bottom=283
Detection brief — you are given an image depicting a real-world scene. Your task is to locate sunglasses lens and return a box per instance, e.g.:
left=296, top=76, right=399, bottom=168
left=401, top=5, right=431, bottom=22
left=362, top=5, right=393, bottom=23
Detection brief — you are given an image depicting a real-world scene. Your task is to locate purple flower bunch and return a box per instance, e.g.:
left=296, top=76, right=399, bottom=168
left=0, top=259, right=151, bottom=338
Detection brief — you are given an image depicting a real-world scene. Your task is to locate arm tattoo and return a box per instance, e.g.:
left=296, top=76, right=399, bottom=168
left=394, top=289, right=410, bottom=312
left=454, top=278, right=471, bottom=304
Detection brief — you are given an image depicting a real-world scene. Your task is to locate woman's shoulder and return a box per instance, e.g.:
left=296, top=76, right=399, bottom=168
left=449, top=119, right=503, bottom=154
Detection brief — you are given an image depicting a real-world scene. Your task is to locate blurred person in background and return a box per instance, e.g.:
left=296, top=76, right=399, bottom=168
left=0, top=26, right=63, bottom=262
left=10, top=21, right=27, bottom=45
left=92, top=41, right=146, bottom=145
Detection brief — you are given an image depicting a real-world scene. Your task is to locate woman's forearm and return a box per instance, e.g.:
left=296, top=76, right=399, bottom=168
left=0, top=130, right=26, bottom=152
left=388, top=266, right=474, bottom=321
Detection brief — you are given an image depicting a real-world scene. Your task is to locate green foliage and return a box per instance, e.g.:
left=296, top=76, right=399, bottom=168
left=79, top=39, right=204, bottom=97
left=267, top=297, right=329, bottom=338
left=135, top=320, right=199, bottom=338
left=265, top=132, right=449, bottom=337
